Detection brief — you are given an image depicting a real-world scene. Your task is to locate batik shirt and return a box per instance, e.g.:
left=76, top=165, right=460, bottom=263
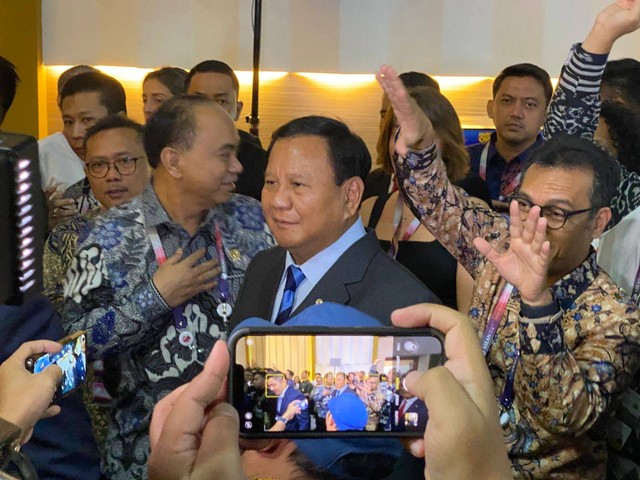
left=43, top=210, right=98, bottom=314
left=395, top=142, right=640, bottom=479
left=62, top=184, right=273, bottom=479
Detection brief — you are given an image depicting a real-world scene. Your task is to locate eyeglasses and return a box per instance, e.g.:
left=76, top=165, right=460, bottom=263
left=85, top=156, right=143, bottom=178
left=507, top=196, right=597, bottom=230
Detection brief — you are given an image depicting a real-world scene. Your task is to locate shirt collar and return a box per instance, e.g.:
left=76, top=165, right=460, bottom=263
left=488, top=131, right=544, bottom=163
left=142, top=181, right=219, bottom=231
left=283, top=217, right=367, bottom=283
left=550, top=249, right=599, bottom=310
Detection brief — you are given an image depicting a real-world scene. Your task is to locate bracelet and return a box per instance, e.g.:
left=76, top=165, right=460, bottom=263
left=275, top=416, right=288, bottom=425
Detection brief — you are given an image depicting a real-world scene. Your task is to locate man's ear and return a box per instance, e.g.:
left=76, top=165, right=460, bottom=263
left=159, top=147, right=183, bottom=178
left=592, top=207, right=612, bottom=239
left=344, top=177, right=365, bottom=216
left=486, top=99, right=494, bottom=119
left=234, top=100, right=244, bottom=122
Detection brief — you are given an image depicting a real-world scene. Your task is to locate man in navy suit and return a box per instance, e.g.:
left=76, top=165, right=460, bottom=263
left=267, top=373, right=310, bottom=431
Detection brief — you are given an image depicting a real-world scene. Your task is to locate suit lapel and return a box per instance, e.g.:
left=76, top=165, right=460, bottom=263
left=292, top=231, right=381, bottom=314
left=258, top=248, right=287, bottom=319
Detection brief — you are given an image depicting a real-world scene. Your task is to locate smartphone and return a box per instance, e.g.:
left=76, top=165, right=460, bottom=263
left=25, top=331, right=87, bottom=401
left=228, top=326, right=445, bottom=438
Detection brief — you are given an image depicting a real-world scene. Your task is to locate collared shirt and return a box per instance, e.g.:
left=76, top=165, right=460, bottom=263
left=395, top=140, right=640, bottom=479
left=270, top=218, right=367, bottom=322
left=62, top=183, right=272, bottom=479
left=38, top=131, right=85, bottom=191
left=277, top=385, right=290, bottom=413
left=468, top=132, right=543, bottom=202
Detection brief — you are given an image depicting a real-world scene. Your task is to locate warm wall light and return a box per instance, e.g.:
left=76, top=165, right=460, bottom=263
left=296, top=72, right=377, bottom=88
left=236, top=71, right=289, bottom=85
left=48, top=65, right=152, bottom=83
left=434, top=76, right=492, bottom=89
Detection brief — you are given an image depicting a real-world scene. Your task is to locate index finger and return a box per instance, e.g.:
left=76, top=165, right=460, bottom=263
left=10, top=340, right=63, bottom=363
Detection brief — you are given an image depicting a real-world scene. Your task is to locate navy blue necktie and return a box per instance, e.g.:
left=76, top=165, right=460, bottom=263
left=275, top=265, right=305, bottom=325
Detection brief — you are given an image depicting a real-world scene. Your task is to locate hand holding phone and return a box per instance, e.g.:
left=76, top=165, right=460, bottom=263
left=25, top=331, right=87, bottom=402
left=0, top=340, right=63, bottom=443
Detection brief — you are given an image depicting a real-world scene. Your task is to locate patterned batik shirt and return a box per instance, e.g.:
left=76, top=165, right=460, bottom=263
left=62, top=184, right=273, bottom=480
left=395, top=143, right=640, bottom=479
left=43, top=210, right=98, bottom=314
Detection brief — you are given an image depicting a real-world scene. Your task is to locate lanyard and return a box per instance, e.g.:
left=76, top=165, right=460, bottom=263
left=146, top=226, right=187, bottom=334
left=480, top=282, right=520, bottom=425
left=387, top=195, right=421, bottom=259
left=479, top=141, right=521, bottom=198
left=214, top=222, right=231, bottom=302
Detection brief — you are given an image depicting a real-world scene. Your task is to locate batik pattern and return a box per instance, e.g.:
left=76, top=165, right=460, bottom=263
left=62, top=184, right=273, bottom=479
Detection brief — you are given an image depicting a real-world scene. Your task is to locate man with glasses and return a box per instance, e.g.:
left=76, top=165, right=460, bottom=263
left=379, top=54, right=640, bottom=479
left=62, top=96, right=272, bottom=479
left=44, top=115, right=150, bottom=313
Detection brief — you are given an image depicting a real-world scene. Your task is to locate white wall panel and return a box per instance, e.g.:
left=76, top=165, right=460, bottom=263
left=43, top=0, right=640, bottom=74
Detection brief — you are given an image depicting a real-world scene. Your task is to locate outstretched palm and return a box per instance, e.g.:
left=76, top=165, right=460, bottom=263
left=375, top=65, right=434, bottom=156
left=473, top=201, right=553, bottom=306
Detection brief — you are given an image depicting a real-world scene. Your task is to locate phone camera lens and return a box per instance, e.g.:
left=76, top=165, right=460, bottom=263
left=402, top=340, right=419, bottom=353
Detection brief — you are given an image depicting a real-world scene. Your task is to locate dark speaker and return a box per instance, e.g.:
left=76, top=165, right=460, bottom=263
left=0, top=132, right=44, bottom=305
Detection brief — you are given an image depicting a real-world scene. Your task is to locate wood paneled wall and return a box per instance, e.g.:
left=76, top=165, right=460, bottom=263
left=44, top=67, right=495, bottom=159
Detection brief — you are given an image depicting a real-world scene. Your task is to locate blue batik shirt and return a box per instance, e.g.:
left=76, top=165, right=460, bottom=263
left=62, top=183, right=273, bottom=479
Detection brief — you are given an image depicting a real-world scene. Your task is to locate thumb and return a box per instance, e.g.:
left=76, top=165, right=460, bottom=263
left=39, top=363, right=63, bottom=388
left=164, top=248, right=183, bottom=265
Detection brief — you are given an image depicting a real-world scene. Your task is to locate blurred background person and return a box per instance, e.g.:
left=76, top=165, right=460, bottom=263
left=142, top=66, right=188, bottom=122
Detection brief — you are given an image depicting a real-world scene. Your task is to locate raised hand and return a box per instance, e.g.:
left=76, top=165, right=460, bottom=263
left=391, top=303, right=512, bottom=480
left=46, top=186, right=77, bottom=230
left=584, top=0, right=640, bottom=53
left=473, top=200, right=553, bottom=306
left=152, top=248, right=221, bottom=308
left=375, top=65, right=434, bottom=156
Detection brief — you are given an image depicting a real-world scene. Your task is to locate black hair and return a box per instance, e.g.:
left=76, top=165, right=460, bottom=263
left=493, top=63, right=553, bottom=106
left=0, top=56, right=19, bottom=121
left=186, top=60, right=239, bottom=96
left=600, top=101, right=640, bottom=175
left=602, top=58, right=640, bottom=113
left=269, top=115, right=371, bottom=184
left=84, top=114, right=144, bottom=148
left=399, top=71, right=440, bottom=92
left=57, top=65, right=99, bottom=95
left=60, top=71, right=127, bottom=115
left=144, top=67, right=189, bottom=96
left=143, top=95, right=212, bottom=168
left=523, top=133, right=620, bottom=210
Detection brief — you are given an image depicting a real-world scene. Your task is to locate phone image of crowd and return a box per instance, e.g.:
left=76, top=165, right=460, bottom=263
left=34, top=333, right=87, bottom=399
left=233, top=331, right=443, bottom=436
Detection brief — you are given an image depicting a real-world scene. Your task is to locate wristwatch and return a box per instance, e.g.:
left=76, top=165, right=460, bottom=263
left=275, top=416, right=288, bottom=425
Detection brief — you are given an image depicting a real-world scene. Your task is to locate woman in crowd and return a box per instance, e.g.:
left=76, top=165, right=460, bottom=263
left=142, top=66, right=188, bottom=122
left=361, top=86, right=491, bottom=312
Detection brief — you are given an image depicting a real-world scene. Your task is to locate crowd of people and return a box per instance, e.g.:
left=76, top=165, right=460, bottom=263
left=1, top=1, right=640, bottom=479
left=239, top=367, right=427, bottom=435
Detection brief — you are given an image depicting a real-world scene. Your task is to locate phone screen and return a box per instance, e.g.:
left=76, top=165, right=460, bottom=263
left=33, top=332, right=87, bottom=400
left=229, top=327, right=445, bottom=437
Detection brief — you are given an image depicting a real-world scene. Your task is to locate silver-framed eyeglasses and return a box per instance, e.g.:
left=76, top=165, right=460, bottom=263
left=85, top=156, right=143, bottom=178
left=507, top=195, right=597, bottom=230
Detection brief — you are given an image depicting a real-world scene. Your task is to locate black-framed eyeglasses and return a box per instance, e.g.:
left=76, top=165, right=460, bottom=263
left=507, top=195, right=597, bottom=230
left=85, top=156, right=143, bottom=178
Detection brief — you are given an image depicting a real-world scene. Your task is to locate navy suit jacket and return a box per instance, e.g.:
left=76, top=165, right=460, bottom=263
left=231, top=230, right=440, bottom=328
left=278, top=386, right=310, bottom=431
